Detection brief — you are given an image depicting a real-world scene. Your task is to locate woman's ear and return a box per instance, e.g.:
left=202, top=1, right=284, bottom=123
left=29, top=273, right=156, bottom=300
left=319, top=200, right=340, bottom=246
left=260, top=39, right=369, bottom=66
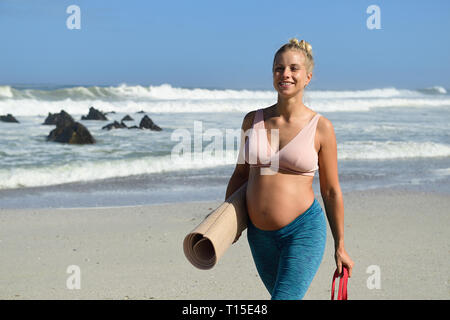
left=305, top=72, right=313, bottom=87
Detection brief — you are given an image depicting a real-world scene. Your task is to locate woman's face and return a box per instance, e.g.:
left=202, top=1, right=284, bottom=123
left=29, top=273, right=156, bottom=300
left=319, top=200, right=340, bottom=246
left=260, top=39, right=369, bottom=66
left=272, top=49, right=312, bottom=98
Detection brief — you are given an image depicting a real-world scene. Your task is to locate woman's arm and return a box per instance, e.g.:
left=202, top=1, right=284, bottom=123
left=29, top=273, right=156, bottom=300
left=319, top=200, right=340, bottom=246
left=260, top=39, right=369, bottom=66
left=317, top=116, right=354, bottom=277
left=225, top=111, right=254, bottom=200
left=225, top=168, right=248, bottom=200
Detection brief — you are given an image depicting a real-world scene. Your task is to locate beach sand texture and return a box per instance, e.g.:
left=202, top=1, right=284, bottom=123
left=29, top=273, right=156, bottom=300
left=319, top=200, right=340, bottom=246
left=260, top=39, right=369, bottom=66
left=0, top=188, right=448, bottom=300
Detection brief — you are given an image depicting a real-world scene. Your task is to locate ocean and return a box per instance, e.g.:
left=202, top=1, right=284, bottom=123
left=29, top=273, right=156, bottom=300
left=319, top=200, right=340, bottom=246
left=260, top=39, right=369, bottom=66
left=0, top=83, right=449, bottom=209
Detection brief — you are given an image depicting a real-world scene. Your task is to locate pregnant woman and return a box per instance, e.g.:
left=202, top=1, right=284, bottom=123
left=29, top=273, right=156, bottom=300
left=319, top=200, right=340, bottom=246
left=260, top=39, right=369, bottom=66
left=225, top=38, right=354, bottom=300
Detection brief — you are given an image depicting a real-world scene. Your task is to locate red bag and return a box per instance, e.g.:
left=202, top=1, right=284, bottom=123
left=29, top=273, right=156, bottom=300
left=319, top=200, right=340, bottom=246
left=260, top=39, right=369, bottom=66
left=331, top=267, right=348, bottom=300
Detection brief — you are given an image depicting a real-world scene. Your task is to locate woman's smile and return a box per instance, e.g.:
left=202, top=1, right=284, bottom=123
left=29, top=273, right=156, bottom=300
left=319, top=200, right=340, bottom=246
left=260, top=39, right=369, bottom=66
left=278, top=81, right=295, bottom=89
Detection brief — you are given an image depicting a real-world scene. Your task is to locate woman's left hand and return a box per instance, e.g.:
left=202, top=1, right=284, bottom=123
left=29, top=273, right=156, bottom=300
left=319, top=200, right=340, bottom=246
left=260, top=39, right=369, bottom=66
left=335, top=246, right=354, bottom=277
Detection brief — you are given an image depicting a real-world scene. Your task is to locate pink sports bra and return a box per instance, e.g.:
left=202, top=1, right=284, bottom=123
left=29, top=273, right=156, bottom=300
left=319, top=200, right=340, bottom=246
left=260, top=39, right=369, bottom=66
left=243, top=108, right=321, bottom=176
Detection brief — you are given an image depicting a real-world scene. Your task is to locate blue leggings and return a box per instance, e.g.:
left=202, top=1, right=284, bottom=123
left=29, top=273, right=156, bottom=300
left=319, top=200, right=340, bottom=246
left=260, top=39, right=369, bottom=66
left=247, top=198, right=327, bottom=300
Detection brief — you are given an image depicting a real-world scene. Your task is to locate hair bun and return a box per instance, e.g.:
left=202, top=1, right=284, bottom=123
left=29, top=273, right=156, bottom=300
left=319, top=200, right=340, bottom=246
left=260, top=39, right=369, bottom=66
left=289, top=38, right=300, bottom=46
left=289, top=38, right=312, bottom=56
left=274, top=37, right=315, bottom=73
left=299, top=40, right=312, bottom=56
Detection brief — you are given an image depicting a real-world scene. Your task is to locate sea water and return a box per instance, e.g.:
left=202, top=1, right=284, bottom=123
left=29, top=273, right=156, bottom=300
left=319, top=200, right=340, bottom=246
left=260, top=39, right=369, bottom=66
left=0, top=83, right=449, bottom=208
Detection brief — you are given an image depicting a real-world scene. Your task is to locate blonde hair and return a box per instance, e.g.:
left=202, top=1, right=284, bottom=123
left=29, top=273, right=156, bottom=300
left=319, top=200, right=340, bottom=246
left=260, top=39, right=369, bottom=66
left=273, top=38, right=314, bottom=74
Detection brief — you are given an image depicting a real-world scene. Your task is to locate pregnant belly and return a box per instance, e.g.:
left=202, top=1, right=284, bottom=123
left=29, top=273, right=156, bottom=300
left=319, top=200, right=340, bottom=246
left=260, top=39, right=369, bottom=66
left=246, top=169, right=315, bottom=230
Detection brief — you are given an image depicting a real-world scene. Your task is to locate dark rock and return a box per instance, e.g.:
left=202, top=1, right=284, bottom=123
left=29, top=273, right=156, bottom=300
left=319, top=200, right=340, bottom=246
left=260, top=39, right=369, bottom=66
left=136, top=110, right=146, bottom=114
left=81, top=106, right=108, bottom=120
left=102, top=121, right=128, bottom=130
left=43, top=112, right=58, bottom=125
left=139, top=115, right=162, bottom=131
left=127, top=125, right=140, bottom=129
left=121, top=115, right=134, bottom=121
left=47, top=110, right=95, bottom=144
left=43, top=110, right=74, bottom=125
left=56, top=110, right=76, bottom=128
left=0, top=114, right=19, bottom=123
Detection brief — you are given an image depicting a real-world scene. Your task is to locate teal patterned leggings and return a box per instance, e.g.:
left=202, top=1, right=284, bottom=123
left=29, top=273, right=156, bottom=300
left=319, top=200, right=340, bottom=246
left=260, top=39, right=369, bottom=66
left=247, top=198, right=327, bottom=300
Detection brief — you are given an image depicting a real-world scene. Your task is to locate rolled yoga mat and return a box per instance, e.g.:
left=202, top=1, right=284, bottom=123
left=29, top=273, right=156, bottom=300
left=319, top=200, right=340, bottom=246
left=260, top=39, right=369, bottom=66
left=183, top=181, right=248, bottom=270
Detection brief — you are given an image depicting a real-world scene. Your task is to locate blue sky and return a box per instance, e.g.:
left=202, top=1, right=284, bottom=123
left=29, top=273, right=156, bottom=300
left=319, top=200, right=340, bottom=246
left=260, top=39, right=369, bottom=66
left=1, top=0, right=449, bottom=90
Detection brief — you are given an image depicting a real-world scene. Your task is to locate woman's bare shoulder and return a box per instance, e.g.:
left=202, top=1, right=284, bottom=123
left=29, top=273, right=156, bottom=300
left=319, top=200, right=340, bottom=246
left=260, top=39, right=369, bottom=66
left=242, top=105, right=276, bottom=130
left=317, top=114, right=336, bottom=144
left=241, top=109, right=258, bottom=131
left=317, top=114, right=333, bottom=129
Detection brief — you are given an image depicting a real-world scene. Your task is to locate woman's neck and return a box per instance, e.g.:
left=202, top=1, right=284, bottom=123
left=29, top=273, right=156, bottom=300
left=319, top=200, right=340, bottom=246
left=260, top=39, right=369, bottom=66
left=275, top=93, right=308, bottom=122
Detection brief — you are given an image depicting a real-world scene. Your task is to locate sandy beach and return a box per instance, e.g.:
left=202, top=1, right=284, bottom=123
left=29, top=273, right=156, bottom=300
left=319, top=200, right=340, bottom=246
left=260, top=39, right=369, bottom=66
left=0, top=187, right=448, bottom=300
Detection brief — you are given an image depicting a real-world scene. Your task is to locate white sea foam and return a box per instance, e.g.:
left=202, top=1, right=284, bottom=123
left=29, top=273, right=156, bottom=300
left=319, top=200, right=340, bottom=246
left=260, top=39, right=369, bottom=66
left=339, top=141, right=450, bottom=160
left=1, top=84, right=449, bottom=116
left=0, top=86, right=14, bottom=98
left=0, top=151, right=238, bottom=189
left=422, top=86, right=447, bottom=94
left=431, top=168, right=450, bottom=176
left=306, top=87, right=422, bottom=99
left=2, top=83, right=276, bottom=101
left=1, top=84, right=434, bottom=100
left=1, top=94, right=449, bottom=117
left=1, top=140, right=449, bottom=189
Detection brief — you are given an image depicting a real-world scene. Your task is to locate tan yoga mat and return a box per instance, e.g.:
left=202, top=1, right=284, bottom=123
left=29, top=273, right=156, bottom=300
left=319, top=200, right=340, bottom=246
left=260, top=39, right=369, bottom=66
left=183, top=182, right=248, bottom=270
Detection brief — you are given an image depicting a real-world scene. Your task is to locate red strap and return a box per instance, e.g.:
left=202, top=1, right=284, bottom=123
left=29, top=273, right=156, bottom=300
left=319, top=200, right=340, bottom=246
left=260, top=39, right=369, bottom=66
left=331, top=267, right=348, bottom=300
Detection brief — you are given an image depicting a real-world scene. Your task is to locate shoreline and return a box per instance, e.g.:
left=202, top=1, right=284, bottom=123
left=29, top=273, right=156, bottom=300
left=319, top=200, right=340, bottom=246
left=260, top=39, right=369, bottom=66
left=1, top=176, right=449, bottom=210
left=0, top=187, right=449, bottom=299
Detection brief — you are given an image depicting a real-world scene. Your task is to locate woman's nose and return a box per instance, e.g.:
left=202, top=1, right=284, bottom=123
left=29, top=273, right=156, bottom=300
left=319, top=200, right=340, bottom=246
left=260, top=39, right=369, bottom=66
left=282, top=67, right=291, bottom=78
